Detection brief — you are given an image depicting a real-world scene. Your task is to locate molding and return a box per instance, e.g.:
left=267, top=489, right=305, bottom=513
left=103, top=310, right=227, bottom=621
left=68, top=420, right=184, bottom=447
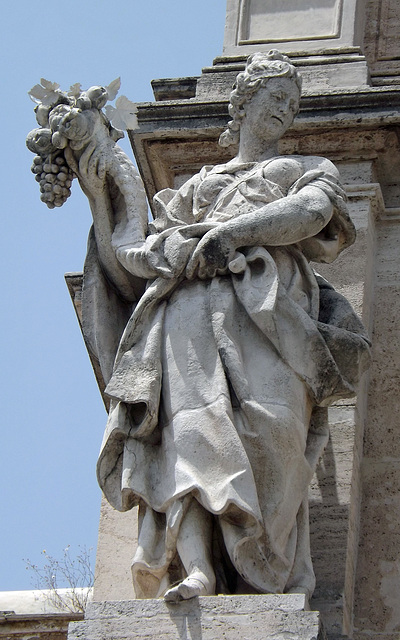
left=346, top=183, right=385, bottom=218
left=128, top=91, right=400, bottom=206
left=379, top=207, right=400, bottom=223
left=346, top=184, right=400, bottom=222
left=0, top=612, right=82, bottom=640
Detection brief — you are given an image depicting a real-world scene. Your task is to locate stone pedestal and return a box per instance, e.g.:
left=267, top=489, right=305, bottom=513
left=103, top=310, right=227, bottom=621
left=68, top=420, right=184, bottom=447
left=68, top=595, right=325, bottom=640
left=223, top=0, right=367, bottom=56
left=222, top=0, right=369, bottom=89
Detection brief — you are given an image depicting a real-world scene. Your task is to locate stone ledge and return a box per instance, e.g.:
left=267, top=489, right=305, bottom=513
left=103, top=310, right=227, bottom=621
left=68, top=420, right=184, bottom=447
left=68, top=595, right=326, bottom=640
left=0, top=612, right=82, bottom=640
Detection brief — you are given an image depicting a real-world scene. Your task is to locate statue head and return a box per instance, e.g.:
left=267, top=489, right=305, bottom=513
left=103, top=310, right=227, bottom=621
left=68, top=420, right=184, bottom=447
left=219, top=50, right=302, bottom=148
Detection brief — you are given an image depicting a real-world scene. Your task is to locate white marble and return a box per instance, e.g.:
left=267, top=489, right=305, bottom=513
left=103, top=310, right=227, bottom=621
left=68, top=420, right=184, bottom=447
left=27, top=51, right=370, bottom=604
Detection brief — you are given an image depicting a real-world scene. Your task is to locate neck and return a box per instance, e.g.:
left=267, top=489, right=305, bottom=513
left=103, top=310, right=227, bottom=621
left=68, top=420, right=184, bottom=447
left=236, top=133, right=279, bottom=163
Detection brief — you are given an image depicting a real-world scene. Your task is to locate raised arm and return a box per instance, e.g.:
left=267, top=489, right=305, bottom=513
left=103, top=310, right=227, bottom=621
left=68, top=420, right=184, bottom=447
left=26, top=81, right=175, bottom=300
left=66, top=139, right=151, bottom=301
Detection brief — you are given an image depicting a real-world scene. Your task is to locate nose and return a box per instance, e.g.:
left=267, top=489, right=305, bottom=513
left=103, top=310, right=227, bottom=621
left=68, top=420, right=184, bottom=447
left=278, top=98, right=290, bottom=114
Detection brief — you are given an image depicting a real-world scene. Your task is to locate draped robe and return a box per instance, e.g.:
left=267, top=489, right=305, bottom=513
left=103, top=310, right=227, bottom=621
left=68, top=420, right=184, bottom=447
left=93, top=155, right=370, bottom=598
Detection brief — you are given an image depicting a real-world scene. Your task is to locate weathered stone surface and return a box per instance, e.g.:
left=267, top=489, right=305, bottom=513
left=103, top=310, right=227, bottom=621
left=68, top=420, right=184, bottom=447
left=309, top=404, right=356, bottom=635
left=220, top=0, right=371, bottom=90
left=223, top=0, right=368, bottom=60
left=0, top=613, right=80, bottom=640
left=348, top=205, right=400, bottom=638
left=92, top=498, right=137, bottom=601
left=0, top=590, right=86, bottom=640
left=363, top=0, right=400, bottom=85
left=68, top=595, right=325, bottom=640
left=363, top=286, right=400, bottom=460
left=354, top=461, right=400, bottom=633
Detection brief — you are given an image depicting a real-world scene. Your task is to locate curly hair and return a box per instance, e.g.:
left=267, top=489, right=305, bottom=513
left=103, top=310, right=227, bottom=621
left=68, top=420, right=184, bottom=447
left=219, top=50, right=302, bottom=149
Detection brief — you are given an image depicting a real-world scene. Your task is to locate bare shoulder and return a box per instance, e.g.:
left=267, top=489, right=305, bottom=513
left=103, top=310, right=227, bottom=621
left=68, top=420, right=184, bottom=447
left=299, top=155, right=340, bottom=178
left=266, top=155, right=341, bottom=192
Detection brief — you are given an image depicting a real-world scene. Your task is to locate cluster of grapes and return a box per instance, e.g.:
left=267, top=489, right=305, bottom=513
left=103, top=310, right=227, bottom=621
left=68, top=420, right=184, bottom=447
left=31, top=154, right=74, bottom=209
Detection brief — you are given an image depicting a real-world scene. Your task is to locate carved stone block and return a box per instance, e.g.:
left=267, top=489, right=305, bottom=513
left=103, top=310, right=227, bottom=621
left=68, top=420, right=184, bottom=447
left=68, top=595, right=326, bottom=640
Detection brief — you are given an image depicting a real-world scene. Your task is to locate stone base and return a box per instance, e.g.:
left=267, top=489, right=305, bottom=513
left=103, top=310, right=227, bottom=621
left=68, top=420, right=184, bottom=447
left=68, top=594, right=326, bottom=640
left=196, top=53, right=370, bottom=98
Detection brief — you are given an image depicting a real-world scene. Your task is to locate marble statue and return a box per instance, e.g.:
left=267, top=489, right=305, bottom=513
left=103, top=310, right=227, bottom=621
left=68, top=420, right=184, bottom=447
left=27, top=51, right=370, bottom=603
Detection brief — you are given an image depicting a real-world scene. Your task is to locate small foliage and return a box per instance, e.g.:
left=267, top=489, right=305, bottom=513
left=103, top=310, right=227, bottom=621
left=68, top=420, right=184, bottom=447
left=24, top=545, right=94, bottom=613
left=28, top=79, right=61, bottom=105
left=105, top=95, right=138, bottom=130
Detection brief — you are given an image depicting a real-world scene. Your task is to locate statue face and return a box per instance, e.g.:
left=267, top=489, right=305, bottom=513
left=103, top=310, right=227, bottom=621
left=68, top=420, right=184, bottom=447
left=242, top=77, right=300, bottom=144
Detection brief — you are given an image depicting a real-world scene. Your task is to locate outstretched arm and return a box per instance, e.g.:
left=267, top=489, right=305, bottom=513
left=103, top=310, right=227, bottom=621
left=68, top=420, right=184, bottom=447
left=186, top=185, right=333, bottom=280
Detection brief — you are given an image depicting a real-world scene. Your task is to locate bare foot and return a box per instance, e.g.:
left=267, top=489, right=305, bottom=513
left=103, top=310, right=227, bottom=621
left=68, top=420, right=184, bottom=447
left=164, top=573, right=214, bottom=603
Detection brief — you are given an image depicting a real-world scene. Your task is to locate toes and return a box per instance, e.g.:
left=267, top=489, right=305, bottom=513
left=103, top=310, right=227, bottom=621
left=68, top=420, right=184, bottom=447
left=164, top=586, right=183, bottom=603
left=164, top=577, right=207, bottom=603
left=177, top=580, right=202, bottom=600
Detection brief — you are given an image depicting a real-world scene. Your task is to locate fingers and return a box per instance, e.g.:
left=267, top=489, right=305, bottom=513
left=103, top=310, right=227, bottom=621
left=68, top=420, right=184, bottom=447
left=153, top=265, right=174, bottom=279
left=97, top=154, right=106, bottom=181
left=65, top=140, right=99, bottom=183
left=77, top=142, right=107, bottom=194
left=186, top=250, right=216, bottom=280
left=79, top=140, right=96, bottom=176
left=198, top=264, right=218, bottom=280
left=185, top=231, right=215, bottom=279
left=146, top=247, right=174, bottom=279
left=186, top=247, right=200, bottom=280
left=164, top=235, right=199, bottom=277
left=64, top=147, right=79, bottom=175
left=186, top=237, right=222, bottom=280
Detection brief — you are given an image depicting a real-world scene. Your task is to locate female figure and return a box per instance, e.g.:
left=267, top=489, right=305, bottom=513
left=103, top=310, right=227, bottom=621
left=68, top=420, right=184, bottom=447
left=90, top=51, right=370, bottom=602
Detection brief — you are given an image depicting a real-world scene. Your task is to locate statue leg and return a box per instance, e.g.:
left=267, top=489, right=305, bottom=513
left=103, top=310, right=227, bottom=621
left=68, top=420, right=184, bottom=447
left=164, top=498, right=216, bottom=602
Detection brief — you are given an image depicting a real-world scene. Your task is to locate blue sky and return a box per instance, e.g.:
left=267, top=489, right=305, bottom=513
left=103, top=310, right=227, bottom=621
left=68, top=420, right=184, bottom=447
left=0, top=0, right=226, bottom=591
